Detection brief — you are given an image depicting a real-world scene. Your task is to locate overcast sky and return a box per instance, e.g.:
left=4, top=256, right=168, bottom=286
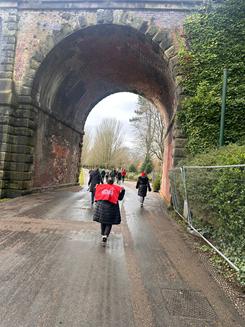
left=85, top=92, right=139, bottom=147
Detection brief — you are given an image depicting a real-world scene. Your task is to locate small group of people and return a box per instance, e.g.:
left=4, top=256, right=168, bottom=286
left=99, top=168, right=127, bottom=185
left=88, top=167, right=151, bottom=246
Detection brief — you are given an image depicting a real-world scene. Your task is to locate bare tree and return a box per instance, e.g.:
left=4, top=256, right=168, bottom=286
left=80, top=128, right=92, bottom=166
left=129, top=96, right=165, bottom=162
left=87, top=118, right=125, bottom=168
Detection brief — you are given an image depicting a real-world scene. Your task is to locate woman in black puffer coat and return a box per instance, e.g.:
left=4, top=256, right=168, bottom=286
left=93, top=178, right=125, bottom=246
left=88, top=167, right=103, bottom=204
left=136, top=172, right=151, bottom=207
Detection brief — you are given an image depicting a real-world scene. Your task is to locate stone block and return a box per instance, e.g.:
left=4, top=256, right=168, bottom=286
left=0, top=125, right=13, bottom=134
left=146, top=25, right=159, bottom=38
left=0, top=189, right=7, bottom=199
left=159, top=37, right=174, bottom=52
left=7, top=22, right=17, bottom=30
left=131, top=17, right=143, bottom=30
left=2, top=44, right=15, bottom=51
left=13, top=127, right=34, bottom=137
left=6, top=189, right=23, bottom=198
left=138, top=20, right=149, bottom=33
left=20, top=86, right=32, bottom=96
left=170, top=55, right=180, bottom=67
left=0, top=160, right=11, bottom=170
left=0, top=143, right=12, bottom=152
left=172, top=147, right=188, bottom=158
left=153, top=31, right=167, bottom=44
left=0, top=72, right=13, bottom=79
left=9, top=171, right=23, bottom=180
left=11, top=144, right=34, bottom=155
left=0, top=180, right=8, bottom=189
left=0, top=78, right=13, bottom=92
left=8, top=181, right=23, bottom=190
left=1, top=57, right=14, bottom=65
left=0, top=152, right=12, bottom=161
left=23, top=76, right=34, bottom=88
left=22, top=181, right=32, bottom=189
left=11, top=153, right=33, bottom=163
left=1, top=64, right=14, bottom=72
left=10, top=162, right=29, bottom=172
left=7, top=16, right=17, bottom=23
left=173, top=129, right=187, bottom=139
left=104, top=10, right=113, bottom=24
left=174, top=138, right=188, bottom=148
left=0, top=170, right=10, bottom=179
left=3, top=36, right=16, bottom=44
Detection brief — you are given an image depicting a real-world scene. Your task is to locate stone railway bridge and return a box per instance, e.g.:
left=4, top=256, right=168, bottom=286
left=0, top=0, right=203, bottom=201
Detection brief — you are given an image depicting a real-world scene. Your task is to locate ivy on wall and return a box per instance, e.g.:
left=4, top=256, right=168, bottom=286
left=177, top=0, right=245, bottom=154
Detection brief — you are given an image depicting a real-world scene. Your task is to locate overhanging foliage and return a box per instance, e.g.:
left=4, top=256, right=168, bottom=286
left=177, top=0, right=245, bottom=154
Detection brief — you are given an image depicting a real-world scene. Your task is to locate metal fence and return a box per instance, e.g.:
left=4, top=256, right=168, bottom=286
left=169, top=165, right=245, bottom=272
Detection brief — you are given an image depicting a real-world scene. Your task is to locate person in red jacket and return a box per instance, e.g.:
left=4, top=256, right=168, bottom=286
left=122, top=169, right=126, bottom=183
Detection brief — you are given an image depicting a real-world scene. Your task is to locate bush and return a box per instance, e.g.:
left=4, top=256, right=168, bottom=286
left=145, top=162, right=153, bottom=174
left=177, top=0, right=245, bottom=154
left=128, top=164, right=137, bottom=173
left=176, top=144, right=245, bottom=284
left=141, top=157, right=153, bottom=173
left=153, top=177, right=161, bottom=192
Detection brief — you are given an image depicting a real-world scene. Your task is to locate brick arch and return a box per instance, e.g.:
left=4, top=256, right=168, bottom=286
left=19, top=10, right=185, bottom=202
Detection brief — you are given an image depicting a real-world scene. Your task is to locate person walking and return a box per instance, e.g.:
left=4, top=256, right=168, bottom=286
left=117, top=170, right=122, bottom=185
left=101, top=169, right=106, bottom=182
left=93, top=178, right=125, bottom=246
left=105, top=169, right=110, bottom=182
left=136, top=172, right=151, bottom=207
left=122, top=169, right=126, bottom=183
left=109, top=168, right=116, bottom=183
left=88, top=167, right=103, bottom=204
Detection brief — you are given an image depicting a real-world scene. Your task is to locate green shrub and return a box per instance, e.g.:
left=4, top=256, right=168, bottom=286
left=176, top=144, right=245, bottom=284
left=153, top=177, right=161, bottom=192
left=128, top=164, right=137, bottom=173
left=177, top=0, right=245, bottom=154
left=145, top=162, right=153, bottom=174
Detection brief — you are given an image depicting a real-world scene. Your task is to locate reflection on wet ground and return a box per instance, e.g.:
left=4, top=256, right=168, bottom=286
left=0, top=175, right=244, bottom=327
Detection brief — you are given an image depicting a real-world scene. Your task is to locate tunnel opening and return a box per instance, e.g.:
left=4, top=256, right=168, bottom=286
left=31, top=23, right=177, bottom=201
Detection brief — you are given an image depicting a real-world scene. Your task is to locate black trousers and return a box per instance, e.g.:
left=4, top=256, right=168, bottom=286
left=101, top=223, right=112, bottom=237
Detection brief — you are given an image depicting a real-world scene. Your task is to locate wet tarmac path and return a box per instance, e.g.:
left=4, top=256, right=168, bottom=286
left=0, top=172, right=244, bottom=327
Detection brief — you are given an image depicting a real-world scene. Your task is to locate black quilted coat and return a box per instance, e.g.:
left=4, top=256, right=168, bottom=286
left=136, top=176, right=151, bottom=197
left=93, top=189, right=125, bottom=225
left=88, top=170, right=103, bottom=193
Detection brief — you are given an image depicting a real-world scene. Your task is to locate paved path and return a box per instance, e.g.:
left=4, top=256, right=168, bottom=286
left=0, top=173, right=244, bottom=327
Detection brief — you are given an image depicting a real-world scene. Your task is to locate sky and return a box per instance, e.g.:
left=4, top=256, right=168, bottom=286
left=85, top=92, right=139, bottom=148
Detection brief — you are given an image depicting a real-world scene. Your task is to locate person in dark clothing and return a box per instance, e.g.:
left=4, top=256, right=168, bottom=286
left=88, top=167, right=103, bottom=204
left=136, top=172, right=151, bottom=207
left=116, top=170, right=122, bottom=185
left=109, top=168, right=116, bottom=183
left=93, top=178, right=125, bottom=246
left=101, top=169, right=106, bottom=182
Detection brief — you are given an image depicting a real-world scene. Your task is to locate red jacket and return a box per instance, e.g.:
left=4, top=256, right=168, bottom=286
left=95, top=184, right=122, bottom=204
left=122, top=170, right=126, bottom=176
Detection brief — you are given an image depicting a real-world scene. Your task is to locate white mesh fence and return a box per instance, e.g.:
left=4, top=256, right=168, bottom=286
left=169, top=165, right=245, bottom=272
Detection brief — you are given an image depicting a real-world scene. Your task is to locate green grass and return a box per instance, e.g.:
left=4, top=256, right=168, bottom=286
left=0, top=198, right=11, bottom=203
left=79, top=169, right=84, bottom=185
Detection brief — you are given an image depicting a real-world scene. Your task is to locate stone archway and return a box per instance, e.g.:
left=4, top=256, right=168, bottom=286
left=1, top=10, right=187, bottom=201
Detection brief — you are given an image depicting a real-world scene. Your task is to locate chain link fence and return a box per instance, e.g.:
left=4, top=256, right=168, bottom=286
left=169, top=165, right=245, bottom=272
